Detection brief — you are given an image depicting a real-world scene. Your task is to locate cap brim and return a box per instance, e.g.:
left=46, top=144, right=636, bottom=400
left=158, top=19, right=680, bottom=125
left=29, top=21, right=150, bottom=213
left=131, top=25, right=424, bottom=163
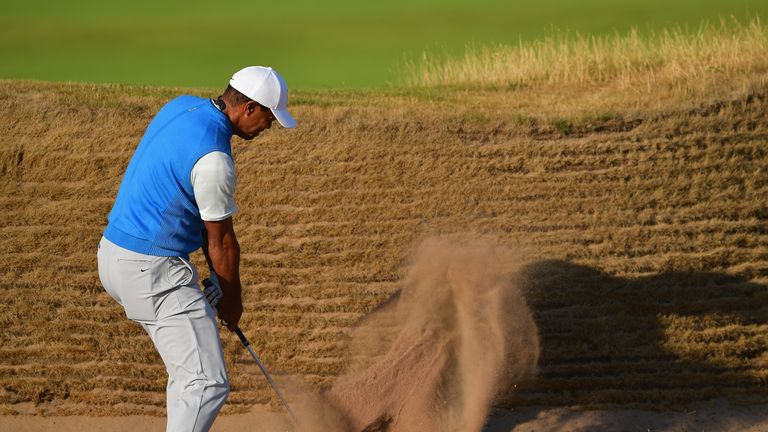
left=272, top=108, right=296, bottom=129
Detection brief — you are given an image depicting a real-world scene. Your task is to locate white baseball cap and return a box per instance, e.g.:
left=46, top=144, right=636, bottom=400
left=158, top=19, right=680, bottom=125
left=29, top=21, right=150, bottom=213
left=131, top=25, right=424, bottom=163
left=229, top=66, right=297, bottom=129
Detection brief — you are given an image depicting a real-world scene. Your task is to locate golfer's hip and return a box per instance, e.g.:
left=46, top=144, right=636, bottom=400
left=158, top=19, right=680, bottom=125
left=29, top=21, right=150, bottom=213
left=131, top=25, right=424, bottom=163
left=97, top=236, right=207, bottom=322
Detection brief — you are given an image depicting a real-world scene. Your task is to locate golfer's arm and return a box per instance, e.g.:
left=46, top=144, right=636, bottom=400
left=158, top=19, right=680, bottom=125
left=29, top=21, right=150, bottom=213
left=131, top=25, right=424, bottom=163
left=202, top=218, right=242, bottom=300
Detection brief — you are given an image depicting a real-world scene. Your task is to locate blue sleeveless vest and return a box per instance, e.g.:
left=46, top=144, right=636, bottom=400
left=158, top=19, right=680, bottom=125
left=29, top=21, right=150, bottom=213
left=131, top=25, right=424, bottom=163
left=104, top=96, right=233, bottom=259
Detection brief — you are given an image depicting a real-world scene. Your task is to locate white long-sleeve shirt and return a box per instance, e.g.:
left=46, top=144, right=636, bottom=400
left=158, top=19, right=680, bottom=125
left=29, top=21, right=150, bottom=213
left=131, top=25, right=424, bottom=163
left=190, top=151, right=237, bottom=221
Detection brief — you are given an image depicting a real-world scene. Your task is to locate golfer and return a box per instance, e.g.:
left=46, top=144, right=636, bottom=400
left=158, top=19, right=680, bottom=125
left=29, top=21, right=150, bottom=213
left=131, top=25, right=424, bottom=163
left=97, top=66, right=296, bottom=431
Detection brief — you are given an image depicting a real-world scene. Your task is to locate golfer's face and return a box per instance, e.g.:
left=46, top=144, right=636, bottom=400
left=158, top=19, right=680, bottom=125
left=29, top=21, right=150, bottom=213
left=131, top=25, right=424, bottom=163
left=240, top=102, right=275, bottom=140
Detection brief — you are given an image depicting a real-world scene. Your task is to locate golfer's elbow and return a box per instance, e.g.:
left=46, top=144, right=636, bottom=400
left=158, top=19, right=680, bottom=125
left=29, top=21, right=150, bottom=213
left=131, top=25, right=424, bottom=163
left=203, top=217, right=240, bottom=258
left=209, top=235, right=240, bottom=260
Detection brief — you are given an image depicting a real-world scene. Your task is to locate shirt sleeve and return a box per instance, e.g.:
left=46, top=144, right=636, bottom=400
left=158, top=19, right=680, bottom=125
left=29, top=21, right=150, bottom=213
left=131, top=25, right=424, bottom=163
left=190, top=151, right=237, bottom=221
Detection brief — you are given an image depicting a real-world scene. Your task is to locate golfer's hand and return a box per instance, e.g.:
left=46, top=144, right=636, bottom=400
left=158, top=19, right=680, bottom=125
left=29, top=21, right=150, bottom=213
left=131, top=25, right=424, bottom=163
left=217, top=296, right=243, bottom=332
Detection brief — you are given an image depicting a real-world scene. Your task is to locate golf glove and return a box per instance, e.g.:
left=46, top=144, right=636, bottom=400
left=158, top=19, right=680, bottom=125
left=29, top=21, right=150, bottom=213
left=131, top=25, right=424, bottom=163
left=202, top=273, right=223, bottom=309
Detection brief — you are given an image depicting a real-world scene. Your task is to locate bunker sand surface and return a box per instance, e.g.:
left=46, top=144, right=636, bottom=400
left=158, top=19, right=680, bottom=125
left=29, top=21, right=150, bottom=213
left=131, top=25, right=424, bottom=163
left=5, top=399, right=768, bottom=431
left=1, top=77, right=767, bottom=428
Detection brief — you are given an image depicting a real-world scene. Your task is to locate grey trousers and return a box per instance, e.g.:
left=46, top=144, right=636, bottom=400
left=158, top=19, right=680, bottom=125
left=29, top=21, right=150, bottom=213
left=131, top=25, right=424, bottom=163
left=97, top=236, right=229, bottom=432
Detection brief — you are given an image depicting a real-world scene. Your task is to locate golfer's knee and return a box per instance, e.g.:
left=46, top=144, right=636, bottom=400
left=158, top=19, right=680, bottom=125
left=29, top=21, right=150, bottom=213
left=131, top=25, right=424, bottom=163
left=207, top=374, right=230, bottom=401
left=217, top=378, right=231, bottom=400
left=181, top=374, right=229, bottom=395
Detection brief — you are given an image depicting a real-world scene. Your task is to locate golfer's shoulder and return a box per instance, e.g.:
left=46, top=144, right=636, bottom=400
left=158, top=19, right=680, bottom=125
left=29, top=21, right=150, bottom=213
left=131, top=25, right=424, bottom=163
left=153, top=95, right=227, bottom=134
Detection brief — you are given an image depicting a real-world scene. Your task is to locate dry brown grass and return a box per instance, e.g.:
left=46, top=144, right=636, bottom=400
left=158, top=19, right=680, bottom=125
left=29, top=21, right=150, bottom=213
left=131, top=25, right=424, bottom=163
left=0, top=75, right=766, bottom=416
left=407, top=18, right=768, bottom=119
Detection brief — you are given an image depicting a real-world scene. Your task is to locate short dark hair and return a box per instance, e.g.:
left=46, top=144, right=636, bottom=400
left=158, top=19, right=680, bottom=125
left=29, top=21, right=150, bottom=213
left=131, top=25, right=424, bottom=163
left=220, top=85, right=270, bottom=112
left=222, top=85, right=252, bottom=106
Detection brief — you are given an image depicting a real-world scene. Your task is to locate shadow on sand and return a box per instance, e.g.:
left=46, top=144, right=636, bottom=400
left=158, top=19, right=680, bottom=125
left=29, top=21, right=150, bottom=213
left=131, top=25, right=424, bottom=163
left=484, top=260, right=768, bottom=430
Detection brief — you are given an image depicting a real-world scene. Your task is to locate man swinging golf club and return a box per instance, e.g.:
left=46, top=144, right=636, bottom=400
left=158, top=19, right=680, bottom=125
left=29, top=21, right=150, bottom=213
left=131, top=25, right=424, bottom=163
left=97, top=66, right=296, bottom=432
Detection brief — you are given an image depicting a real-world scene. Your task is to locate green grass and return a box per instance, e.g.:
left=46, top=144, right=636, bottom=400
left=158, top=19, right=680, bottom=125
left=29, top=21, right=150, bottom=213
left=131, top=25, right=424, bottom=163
left=1, top=0, right=767, bottom=89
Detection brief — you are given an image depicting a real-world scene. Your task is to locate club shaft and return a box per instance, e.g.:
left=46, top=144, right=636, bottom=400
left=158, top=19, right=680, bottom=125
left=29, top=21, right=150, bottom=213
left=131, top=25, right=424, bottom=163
left=235, top=327, right=298, bottom=424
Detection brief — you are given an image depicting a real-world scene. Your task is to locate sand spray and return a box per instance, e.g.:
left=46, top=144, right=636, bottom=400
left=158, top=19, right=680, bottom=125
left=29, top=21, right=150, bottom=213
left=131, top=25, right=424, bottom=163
left=238, top=237, right=540, bottom=432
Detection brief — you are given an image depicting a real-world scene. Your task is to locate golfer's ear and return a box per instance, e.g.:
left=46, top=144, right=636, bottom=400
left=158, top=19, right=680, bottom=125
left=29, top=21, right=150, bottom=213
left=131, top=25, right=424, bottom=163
left=245, top=101, right=258, bottom=115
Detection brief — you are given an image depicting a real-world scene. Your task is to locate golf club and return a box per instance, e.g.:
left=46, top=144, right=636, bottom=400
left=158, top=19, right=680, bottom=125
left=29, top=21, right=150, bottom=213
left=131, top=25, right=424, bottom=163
left=204, top=274, right=299, bottom=425
left=232, top=325, right=299, bottom=425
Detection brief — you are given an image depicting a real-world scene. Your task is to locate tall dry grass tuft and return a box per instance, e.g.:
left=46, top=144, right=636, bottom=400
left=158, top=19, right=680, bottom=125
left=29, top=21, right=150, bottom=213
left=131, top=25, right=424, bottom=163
left=408, top=18, right=768, bottom=102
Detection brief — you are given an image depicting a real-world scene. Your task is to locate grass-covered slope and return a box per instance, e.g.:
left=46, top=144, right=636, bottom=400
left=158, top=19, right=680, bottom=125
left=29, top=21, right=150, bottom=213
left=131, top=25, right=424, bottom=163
left=0, top=77, right=766, bottom=415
